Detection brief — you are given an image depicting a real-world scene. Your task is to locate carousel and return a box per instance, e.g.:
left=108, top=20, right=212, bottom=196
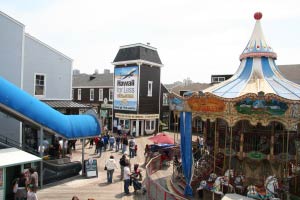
left=169, top=12, right=300, bottom=199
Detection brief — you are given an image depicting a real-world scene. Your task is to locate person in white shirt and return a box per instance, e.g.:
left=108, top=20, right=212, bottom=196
left=123, top=162, right=131, bottom=195
left=105, top=155, right=118, bottom=183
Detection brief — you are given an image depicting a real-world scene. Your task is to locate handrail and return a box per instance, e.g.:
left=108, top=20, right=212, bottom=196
left=0, top=133, right=39, bottom=156
left=145, top=154, right=187, bottom=200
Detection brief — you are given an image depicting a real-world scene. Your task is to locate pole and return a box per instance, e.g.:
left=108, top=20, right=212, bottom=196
left=223, top=124, right=227, bottom=171
left=214, top=120, right=217, bottom=173
left=39, top=127, right=44, bottom=189
left=229, top=126, right=233, bottom=171
left=82, top=138, right=85, bottom=176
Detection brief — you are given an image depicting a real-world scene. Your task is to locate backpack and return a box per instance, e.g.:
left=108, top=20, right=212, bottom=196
left=119, top=157, right=126, bottom=166
left=129, top=140, right=134, bottom=147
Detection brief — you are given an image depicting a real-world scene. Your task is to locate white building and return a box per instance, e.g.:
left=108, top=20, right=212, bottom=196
left=0, top=11, right=73, bottom=145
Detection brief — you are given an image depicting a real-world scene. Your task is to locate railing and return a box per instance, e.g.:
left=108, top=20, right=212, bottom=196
left=0, top=133, right=39, bottom=156
left=145, top=154, right=187, bottom=200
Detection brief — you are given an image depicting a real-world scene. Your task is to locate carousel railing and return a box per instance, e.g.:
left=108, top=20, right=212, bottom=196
left=145, top=154, right=187, bottom=200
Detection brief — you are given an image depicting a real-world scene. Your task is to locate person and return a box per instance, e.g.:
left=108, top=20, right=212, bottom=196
left=123, top=162, right=131, bottom=195
left=131, top=164, right=146, bottom=194
left=134, top=144, right=138, bottom=157
left=122, top=135, right=128, bottom=154
left=109, top=135, right=115, bottom=150
left=119, top=154, right=126, bottom=180
left=143, top=144, right=151, bottom=165
left=129, top=137, right=135, bottom=158
left=89, top=138, right=94, bottom=148
left=72, top=196, right=79, bottom=200
left=103, top=135, right=108, bottom=151
left=28, top=168, right=39, bottom=189
left=132, top=125, right=136, bottom=137
left=117, top=124, right=122, bottom=136
left=105, top=155, right=118, bottom=183
left=97, top=137, right=104, bottom=157
left=27, top=184, right=38, bottom=200
left=13, top=172, right=27, bottom=200
left=94, top=136, right=100, bottom=154
left=115, top=135, right=120, bottom=152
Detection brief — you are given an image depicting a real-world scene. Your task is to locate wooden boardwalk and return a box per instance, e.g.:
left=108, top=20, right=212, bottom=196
left=37, top=133, right=178, bottom=200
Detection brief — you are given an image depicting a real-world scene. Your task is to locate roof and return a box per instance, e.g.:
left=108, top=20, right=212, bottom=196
left=278, top=64, right=300, bottom=85
left=42, top=100, right=91, bottom=108
left=73, top=73, right=114, bottom=88
left=0, top=148, right=41, bottom=168
left=113, top=43, right=162, bottom=65
left=170, top=83, right=210, bottom=95
left=204, top=12, right=300, bottom=100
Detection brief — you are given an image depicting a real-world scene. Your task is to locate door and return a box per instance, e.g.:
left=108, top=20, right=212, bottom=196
left=6, top=165, right=21, bottom=200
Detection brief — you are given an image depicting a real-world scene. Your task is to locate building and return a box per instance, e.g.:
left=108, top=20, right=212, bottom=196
left=112, top=43, right=165, bottom=136
left=72, top=69, right=114, bottom=130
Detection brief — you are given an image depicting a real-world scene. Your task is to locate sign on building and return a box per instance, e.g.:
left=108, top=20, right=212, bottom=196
left=114, top=66, right=139, bottom=111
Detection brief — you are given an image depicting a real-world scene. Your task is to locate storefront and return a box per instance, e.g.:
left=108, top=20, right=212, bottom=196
left=0, top=148, right=41, bottom=200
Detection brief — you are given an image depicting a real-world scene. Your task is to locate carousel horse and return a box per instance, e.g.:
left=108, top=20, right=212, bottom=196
left=246, top=175, right=279, bottom=200
left=233, top=173, right=245, bottom=194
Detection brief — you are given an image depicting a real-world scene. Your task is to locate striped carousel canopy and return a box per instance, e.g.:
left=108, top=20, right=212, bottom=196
left=204, top=12, right=300, bottom=100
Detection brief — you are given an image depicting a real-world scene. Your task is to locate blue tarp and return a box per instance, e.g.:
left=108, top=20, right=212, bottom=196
left=0, top=76, right=101, bottom=138
left=180, top=112, right=193, bottom=197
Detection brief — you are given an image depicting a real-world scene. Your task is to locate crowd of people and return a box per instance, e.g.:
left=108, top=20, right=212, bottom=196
left=12, top=167, right=39, bottom=200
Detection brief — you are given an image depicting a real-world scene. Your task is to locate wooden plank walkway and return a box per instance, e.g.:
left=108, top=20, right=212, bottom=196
left=37, top=133, right=178, bottom=200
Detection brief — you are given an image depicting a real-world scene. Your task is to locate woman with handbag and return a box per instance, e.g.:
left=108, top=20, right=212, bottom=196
left=105, top=155, right=118, bottom=183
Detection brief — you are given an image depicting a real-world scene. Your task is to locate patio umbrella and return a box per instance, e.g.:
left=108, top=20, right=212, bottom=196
left=148, top=133, right=174, bottom=144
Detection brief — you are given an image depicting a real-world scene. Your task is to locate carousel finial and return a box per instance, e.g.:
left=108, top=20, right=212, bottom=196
left=254, top=12, right=263, bottom=20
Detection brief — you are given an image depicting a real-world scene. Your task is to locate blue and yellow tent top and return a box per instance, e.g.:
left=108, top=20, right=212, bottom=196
left=0, top=76, right=101, bottom=138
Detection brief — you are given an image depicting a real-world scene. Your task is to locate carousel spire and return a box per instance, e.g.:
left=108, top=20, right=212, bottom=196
left=239, top=12, right=277, bottom=60
left=204, top=12, right=300, bottom=100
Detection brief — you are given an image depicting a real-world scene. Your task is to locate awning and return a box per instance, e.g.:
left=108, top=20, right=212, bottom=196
left=42, top=100, right=91, bottom=109
left=0, top=148, right=41, bottom=168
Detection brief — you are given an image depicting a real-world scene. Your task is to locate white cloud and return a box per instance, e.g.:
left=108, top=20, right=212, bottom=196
left=1, top=0, right=300, bottom=83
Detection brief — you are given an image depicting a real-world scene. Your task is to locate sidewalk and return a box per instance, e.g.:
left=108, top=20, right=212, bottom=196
left=37, top=134, right=154, bottom=200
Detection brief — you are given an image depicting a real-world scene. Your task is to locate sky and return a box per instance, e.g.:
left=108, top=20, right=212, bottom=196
left=1, top=0, right=300, bottom=84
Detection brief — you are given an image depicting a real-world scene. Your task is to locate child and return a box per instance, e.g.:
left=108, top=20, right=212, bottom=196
left=134, top=144, right=138, bottom=156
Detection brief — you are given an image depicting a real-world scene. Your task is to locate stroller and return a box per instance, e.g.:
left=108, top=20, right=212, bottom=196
left=131, top=164, right=147, bottom=195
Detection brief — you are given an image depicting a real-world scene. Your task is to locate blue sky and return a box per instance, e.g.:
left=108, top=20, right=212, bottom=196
left=1, top=0, right=300, bottom=84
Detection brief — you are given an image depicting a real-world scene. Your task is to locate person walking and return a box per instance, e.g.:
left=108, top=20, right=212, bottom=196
left=105, top=155, right=118, bottom=183
left=115, top=135, right=120, bottom=152
left=129, top=137, right=135, bottom=158
left=122, top=135, right=128, bottom=154
left=123, top=162, right=131, bottom=195
left=109, top=135, right=115, bottom=150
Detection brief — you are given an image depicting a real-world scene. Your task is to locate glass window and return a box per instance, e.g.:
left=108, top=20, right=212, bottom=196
left=109, top=89, right=113, bottom=101
left=99, top=89, right=103, bottom=101
left=163, top=93, right=168, bottom=105
left=35, top=74, right=45, bottom=96
left=145, top=120, right=155, bottom=130
left=119, top=119, right=130, bottom=129
left=78, top=89, right=81, bottom=100
left=90, top=89, right=94, bottom=101
left=148, top=81, right=153, bottom=97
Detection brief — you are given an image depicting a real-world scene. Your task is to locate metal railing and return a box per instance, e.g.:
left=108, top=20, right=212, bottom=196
left=145, top=154, right=187, bottom=200
left=0, top=133, right=39, bottom=155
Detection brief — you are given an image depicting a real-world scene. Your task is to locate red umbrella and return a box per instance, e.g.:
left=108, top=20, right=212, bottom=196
left=148, top=133, right=174, bottom=144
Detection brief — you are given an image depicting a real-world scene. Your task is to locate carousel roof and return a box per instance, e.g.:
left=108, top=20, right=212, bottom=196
left=204, top=12, right=300, bottom=100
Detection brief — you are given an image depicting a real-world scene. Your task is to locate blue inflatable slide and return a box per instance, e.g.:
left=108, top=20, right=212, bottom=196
left=0, top=76, right=100, bottom=138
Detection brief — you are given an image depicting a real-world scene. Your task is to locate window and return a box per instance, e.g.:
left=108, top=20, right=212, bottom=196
left=163, top=93, right=169, bottom=106
left=119, top=119, right=130, bottom=129
left=212, top=76, right=225, bottom=83
left=90, top=89, right=94, bottom=101
left=78, top=89, right=81, bottom=100
left=148, top=81, right=153, bottom=97
left=145, top=120, right=155, bottom=131
left=99, top=89, right=103, bottom=101
left=34, top=74, right=45, bottom=96
left=109, top=89, right=113, bottom=101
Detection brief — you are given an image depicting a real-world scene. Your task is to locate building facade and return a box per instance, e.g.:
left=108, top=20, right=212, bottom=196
left=112, top=43, right=165, bottom=136
left=0, top=11, right=73, bottom=147
left=72, top=70, right=114, bottom=130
